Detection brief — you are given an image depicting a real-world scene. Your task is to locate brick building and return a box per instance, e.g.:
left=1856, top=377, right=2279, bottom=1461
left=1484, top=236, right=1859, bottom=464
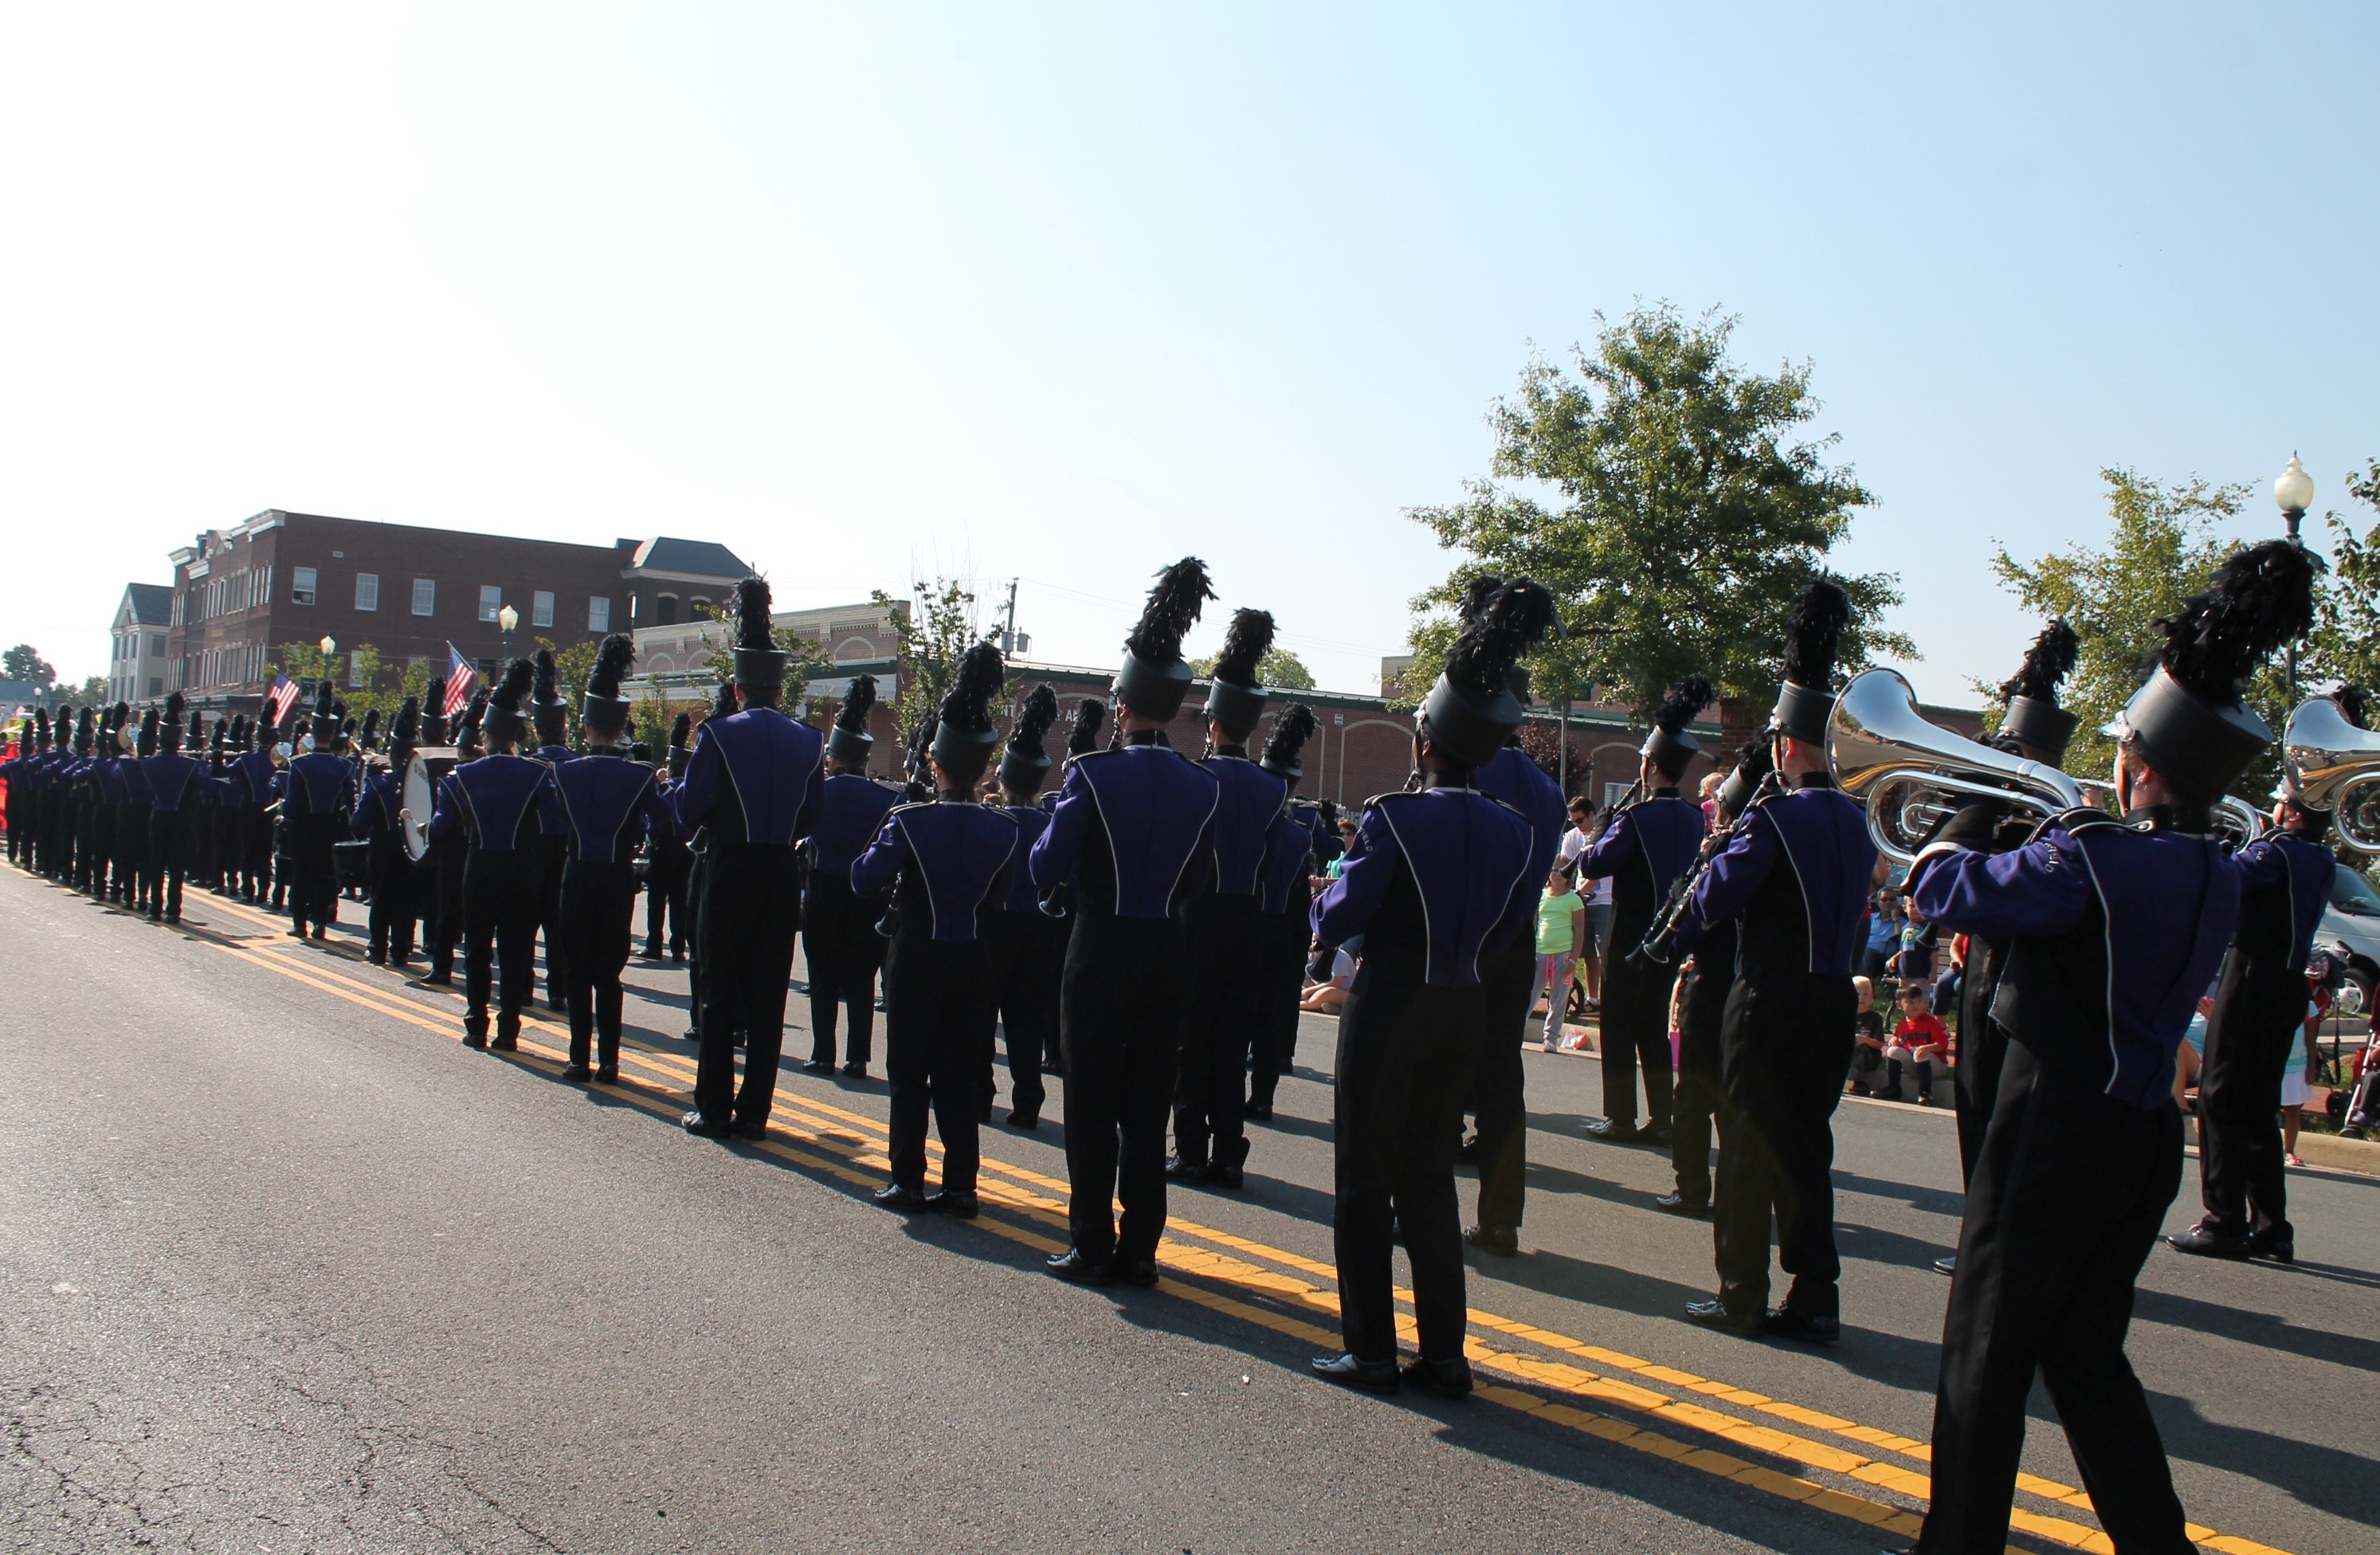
left=163, top=511, right=751, bottom=709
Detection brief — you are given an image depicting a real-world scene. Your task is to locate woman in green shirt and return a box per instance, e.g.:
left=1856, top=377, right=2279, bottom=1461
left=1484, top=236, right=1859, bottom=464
left=1533, top=866, right=1587, bottom=1053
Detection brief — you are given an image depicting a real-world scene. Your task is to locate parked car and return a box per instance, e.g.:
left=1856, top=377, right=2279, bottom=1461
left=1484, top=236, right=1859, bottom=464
left=2321, top=865, right=2380, bottom=1019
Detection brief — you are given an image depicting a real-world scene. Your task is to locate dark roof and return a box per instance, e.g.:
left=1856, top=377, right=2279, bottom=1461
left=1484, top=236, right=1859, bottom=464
left=623, top=537, right=752, bottom=579
left=125, top=583, right=173, bottom=625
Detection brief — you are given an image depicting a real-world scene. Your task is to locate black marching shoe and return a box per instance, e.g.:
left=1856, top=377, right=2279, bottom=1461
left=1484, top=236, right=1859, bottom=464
left=1763, top=1306, right=1841, bottom=1345
left=1932, top=1256, right=1957, bottom=1277
left=2167, top=1224, right=2253, bottom=1260
left=490, top=1027, right=520, bottom=1053
left=1653, top=1191, right=1710, bottom=1218
left=1045, top=1248, right=1113, bottom=1286
left=562, top=1062, right=591, bottom=1081
left=1464, top=1223, right=1519, bottom=1257
left=1245, top=1099, right=1274, bottom=1121
left=1582, top=1117, right=1643, bottom=1142
left=1684, top=1298, right=1766, bottom=1337
left=1212, top=1163, right=1246, bottom=1191
left=802, top=1058, right=835, bottom=1074
left=874, top=1182, right=930, bottom=1212
left=1006, top=1110, right=1040, bottom=1130
left=2246, top=1231, right=2296, bottom=1265
left=841, top=1061, right=867, bottom=1078
left=928, top=1188, right=980, bottom=1219
left=414, top=972, right=452, bottom=989
left=462, top=1027, right=488, bottom=1050
left=732, top=1117, right=770, bottom=1141
left=1311, top=1353, right=1401, bottom=1392
left=681, top=1110, right=734, bottom=1137
left=1164, top=1154, right=1214, bottom=1184
left=1114, top=1258, right=1160, bottom=1288
left=594, top=1063, right=619, bottom=1086
left=1401, top=1355, right=1475, bottom=1400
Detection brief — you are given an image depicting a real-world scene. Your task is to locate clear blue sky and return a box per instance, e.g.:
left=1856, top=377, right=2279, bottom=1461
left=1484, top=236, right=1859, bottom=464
left=2, top=3, right=2373, bottom=704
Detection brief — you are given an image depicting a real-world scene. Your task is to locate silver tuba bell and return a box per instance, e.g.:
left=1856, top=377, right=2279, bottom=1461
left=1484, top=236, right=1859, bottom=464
left=2284, top=695, right=2380, bottom=856
left=1829, top=668, right=2084, bottom=867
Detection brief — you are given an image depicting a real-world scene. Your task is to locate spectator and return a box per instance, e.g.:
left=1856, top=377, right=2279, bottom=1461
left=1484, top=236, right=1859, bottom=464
left=1300, top=940, right=1355, bottom=1014
left=1697, top=771, right=1723, bottom=828
left=2281, top=1001, right=2319, bottom=1168
left=1849, top=976, right=1888, bottom=1095
left=1531, top=865, right=1586, bottom=1054
left=1863, top=892, right=1902, bottom=983
left=1884, top=984, right=1952, bottom=1104
left=1895, top=907, right=1938, bottom=984
left=1578, top=864, right=1613, bottom=1012
left=1934, top=932, right=1966, bottom=1025
left=1557, top=795, right=1596, bottom=868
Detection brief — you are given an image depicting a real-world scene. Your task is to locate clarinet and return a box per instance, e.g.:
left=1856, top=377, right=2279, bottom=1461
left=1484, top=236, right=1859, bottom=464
left=1629, top=770, right=1782, bottom=969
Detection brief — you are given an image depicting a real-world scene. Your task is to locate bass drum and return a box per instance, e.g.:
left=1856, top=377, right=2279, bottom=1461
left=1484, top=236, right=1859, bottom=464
left=400, top=747, right=460, bottom=862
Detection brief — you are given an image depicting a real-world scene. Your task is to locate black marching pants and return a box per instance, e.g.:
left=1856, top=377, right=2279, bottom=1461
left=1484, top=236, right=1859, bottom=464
left=560, top=858, right=637, bottom=1070
left=802, top=873, right=885, bottom=1066
left=1334, top=963, right=1480, bottom=1363
left=1916, top=1042, right=2190, bottom=1555
left=146, top=809, right=187, bottom=920
left=1173, top=893, right=1267, bottom=1170
left=1060, top=911, right=1186, bottom=1265
left=366, top=834, right=418, bottom=962
left=74, top=798, right=99, bottom=893
left=1470, top=939, right=1535, bottom=1230
left=693, top=843, right=804, bottom=1126
left=1669, top=946, right=1731, bottom=1207
left=463, top=850, right=541, bottom=1035
left=239, top=808, right=273, bottom=898
left=2194, top=960, right=2301, bottom=1244
left=288, top=815, right=341, bottom=933
left=120, top=804, right=151, bottom=911
left=537, top=834, right=569, bottom=1005
left=986, top=906, right=1066, bottom=1121
left=423, top=836, right=465, bottom=979
left=1598, top=942, right=1675, bottom=1129
left=884, top=930, right=998, bottom=1193
left=1953, top=948, right=2012, bottom=1188
left=1712, top=972, right=1855, bottom=1317
left=644, top=837, right=690, bottom=954
left=1247, top=909, right=1309, bottom=1109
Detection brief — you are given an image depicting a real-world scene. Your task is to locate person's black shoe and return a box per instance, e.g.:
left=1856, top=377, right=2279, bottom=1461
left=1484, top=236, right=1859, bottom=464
left=287, top=925, right=308, bottom=940
left=1401, top=1355, right=1474, bottom=1399
left=1311, top=1353, right=1401, bottom=1392
left=562, top=1062, right=591, bottom=1081
left=733, top=1117, right=770, bottom=1141
left=2167, top=1224, right=2253, bottom=1260
left=311, top=925, right=327, bottom=940
left=1246, top=1100, right=1274, bottom=1121
left=1932, top=1255, right=1957, bottom=1277
left=841, top=1062, right=867, bottom=1078
left=928, top=1188, right=981, bottom=1219
left=1764, top=1306, right=1842, bottom=1345
left=413, top=973, right=452, bottom=989
left=1653, top=1191, right=1710, bottom=1218
left=490, top=1031, right=518, bottom=1053
left=1045, top=1248, right=1113, bottom=1285
left=2247, top=1231, right=2296, bottom=1266
left=1464, top=1223, right=1519, bottom=1257
left=682, top=1110, right=734, bottom=1137
left=1641, top=1123, right=1672, bottom=1147
left=1007, top=1110, right=1040, bottom=1129
left=1684, top=1298, right=1765, bottom=1337
left=1114, top=1258, right=1160, bottom=1288
left=1583, top=1117, right=1643, bottom=1142
left=462, top=1031, right=488, bottom=1050
left=1212, top=1164, right=1245, bottom=1190
left=1164, top=1154, right=1214, bottom=1184
left=594, top=1063, right=618, bottom=1086
left=367, top=951, right=386, bottom=966
left=682, top=1027, right=700, bottom=1043
left=875, top=1182, right=930, bottom=1212
left=802, top=1058, right=835, bottom=1074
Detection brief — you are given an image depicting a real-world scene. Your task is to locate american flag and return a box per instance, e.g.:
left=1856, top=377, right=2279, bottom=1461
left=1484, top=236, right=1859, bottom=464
left=265, top=674, right=303, bottom=728
left=441, top=643, right=478, bottom=719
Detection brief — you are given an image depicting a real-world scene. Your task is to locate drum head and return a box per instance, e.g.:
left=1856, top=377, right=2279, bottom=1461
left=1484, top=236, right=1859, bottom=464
left=401, top=748, right=459, bottom=862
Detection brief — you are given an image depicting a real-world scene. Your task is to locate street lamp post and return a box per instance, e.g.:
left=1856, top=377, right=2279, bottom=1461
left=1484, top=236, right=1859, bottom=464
left=2275, top=454, right=2315, bottom=701
left=319, top=635, right=337, bottom=697
left=498, top=603, right=520, bottom=666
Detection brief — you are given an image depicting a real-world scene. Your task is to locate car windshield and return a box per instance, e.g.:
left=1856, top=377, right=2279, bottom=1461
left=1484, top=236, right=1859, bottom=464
left=2333, top=867, right=2380, bottom=918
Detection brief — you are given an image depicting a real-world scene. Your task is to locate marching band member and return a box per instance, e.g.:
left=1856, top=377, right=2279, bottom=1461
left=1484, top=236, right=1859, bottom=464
left=642, top=712, right=696, bottom=963
left=529, top=647, right=576, bottom=1011
left=1660, top=740, right=1763, bottom=1218
left=1247, top=705, right=1321, bottom=1122
left=853, top=642, right=1018, bottom=1214
left=139, top=693, right=206, bottom=925
left=123, top=708, right=158, bottom=913
left=282, top=683, right=355, bottom=941
left=429, top=661, right=553, bottom=1049
left=985, top=683, right=1064, bottom=1126
left=1900, top=540, right=2312, bottom=1555
left=799, top=673, right=901, bottom=1077
left=1308, top=579, right=1548, bottom=1395
left=676, top=681, right=738, bottom=1047
left=673, top=579, right=825, bottom=1140
left=1684, top=579, right=1875, bottom=1344
left=355, top=697, right=422, bottom=967
left=1033, top=558, right=1220, bottom=1286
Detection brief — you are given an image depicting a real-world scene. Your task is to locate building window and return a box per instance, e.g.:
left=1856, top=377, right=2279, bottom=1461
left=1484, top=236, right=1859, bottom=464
left=656, top=593, right=679, bottom=626
left=355, top=573, right=380, bottom=611
left=587, top=596, right=611, bottom=633
left=689, top=595, right=712, bottom=618
left=150, top=634, right=166, bottom=657
left=532, top=590, right=555, bottom=628
left=292, top=566, right=318, bottom=606
left=147, top=676, right=163, bottom=697
left=349, top=655, right=367, bottom=688
left=479, top=585, right=503, bottom=623
left=412, top=578, right=437, bottom=616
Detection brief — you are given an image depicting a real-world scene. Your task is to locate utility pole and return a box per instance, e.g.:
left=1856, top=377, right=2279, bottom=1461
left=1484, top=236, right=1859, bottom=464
left=1003, top=579, right=1020, bottom=657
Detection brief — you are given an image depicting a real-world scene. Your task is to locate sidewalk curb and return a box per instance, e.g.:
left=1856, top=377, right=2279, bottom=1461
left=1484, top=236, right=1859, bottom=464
left=2185, top=1119, right=2380, bottom=1178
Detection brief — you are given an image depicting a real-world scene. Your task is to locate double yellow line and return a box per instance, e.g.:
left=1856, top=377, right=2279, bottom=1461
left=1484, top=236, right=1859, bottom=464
left=131, top=883, right=2293, bottom=1555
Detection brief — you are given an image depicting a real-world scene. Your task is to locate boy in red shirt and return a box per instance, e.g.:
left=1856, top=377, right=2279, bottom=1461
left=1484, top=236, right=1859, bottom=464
left=1885, top=984, right=1952, bottom=1105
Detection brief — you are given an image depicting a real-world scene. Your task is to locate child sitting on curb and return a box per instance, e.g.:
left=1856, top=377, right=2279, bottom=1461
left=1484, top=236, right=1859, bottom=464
left=1884, top=984, right=1952, bottom=1105
left=1849, top=976, right=1887, bottom=1094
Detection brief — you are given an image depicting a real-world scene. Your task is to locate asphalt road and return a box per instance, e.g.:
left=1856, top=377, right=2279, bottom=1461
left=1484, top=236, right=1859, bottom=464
left=2, top=866, right=2374, bottom=1555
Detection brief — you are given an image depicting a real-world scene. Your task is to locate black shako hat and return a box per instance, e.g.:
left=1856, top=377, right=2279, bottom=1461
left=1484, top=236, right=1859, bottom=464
left=1998, top=617, right=2080, bottom=761
left=455, top=689, right=489, bottom=754
left=73, top=706, right=95, bottom=756
left=421, top=675, right=449, bottom=746
left=1420, top=579, right=1557, bottom=769
left=309, top=677, right=339, bottom=744
left=135, top=706, right=159, bottom=758
left=161, top=692, right=187, bottom=753
left=727, top=577, right=786, bottom=690
left=531, top=646, right=569, bottom=747
left=582, top=634, right=637, bottom=735
left=828, top=673, right=879, bottom=767
left=2112, top=539, right=2315, bottom=806
left=1115, top=558, right=1214, bottom=722
left=1772, top=578, right=1851, bottom=744
left=1642, top=673, right=1715, bottom=780
left=1202, top=607, right=1276, bottom=735
left=927, top=642, right=1006, bottom=783
left=358, top=707, right=381, bottom=753
left=1066, top=697, right=1106, bottom=760
left=1715, top=730, right=1779, bottom=818
left=1260, top=703, right=1318, bottom=784
left=388, top=696, right=421, bottom=760
left=480, top=659, right=536, bottom=746
left=667, top=709, right=693, bottom=779
left=998, top=683, right=1061, bottom=794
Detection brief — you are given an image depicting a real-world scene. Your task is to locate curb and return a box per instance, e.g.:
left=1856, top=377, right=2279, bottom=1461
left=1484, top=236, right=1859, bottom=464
left=2185, top=1118, right=2380, bottom=1179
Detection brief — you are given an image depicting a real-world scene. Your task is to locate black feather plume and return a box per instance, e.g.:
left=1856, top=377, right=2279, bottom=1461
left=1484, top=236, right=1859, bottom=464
left=359, top=709, right=381, bottom=748
left=1732, top=732, right=1776, bottom=786
left=1457, top=575, right=1504, bottom=629
left=391, top=697, right=419, bottom=745
left=2002, top=618, right=2080, bottom=706
left=533, top=646, right=559, bottom=704
left=1445, top=580, right=1556, bottom=698
left=1008, top=683, right=1060, bottom=763
left=835, top=673, right=878, bottom=734
left=2339, top=685, right=2371, bottom=730
left=669, top=711, right=692, bottom=748
left=732, top=577, right=774, bottom=652
left=457, top=689, right=488, bottom=744
left=1211, top=608, right=1276, bottom=687
left=1263, top=704, right=1318, bottom=769
left=588, top=634, right=635, bottom=700
left=1067, top=698, right=1107, bottom=758
left=312, top=678, right=335, bottom=721
left=164, top=690, right=186, bottom=724
left=2156, top=540, right=2318, bottom=701
left=937, top=642, right=1006, bottom=736
left=1653, top=673, right=1715, bottom=735
left=1125, top=557, right=1214, bottom=665
left=709, top=680, right=737, bottom=719
left=1781, top=577, right=1852, bottom=691
left=489, top=658, right=535, bottom=714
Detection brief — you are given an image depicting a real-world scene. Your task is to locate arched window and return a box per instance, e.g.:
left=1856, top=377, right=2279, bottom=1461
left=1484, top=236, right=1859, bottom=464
left=656, top=593, right=680, bottom=626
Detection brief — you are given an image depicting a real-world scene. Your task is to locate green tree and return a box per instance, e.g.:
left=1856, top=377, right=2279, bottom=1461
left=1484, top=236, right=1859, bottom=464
left=4, top=645, right=57, bottom=687
left=1189, top=646, right=1316, bottom=691
left=74, top=673, right=107, bottom=707
left=2307, top=457, right=2380, bottom=695
left=1406, top=303, right=1911, bottom=739
left=872, top=579, right=977, bottom=754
